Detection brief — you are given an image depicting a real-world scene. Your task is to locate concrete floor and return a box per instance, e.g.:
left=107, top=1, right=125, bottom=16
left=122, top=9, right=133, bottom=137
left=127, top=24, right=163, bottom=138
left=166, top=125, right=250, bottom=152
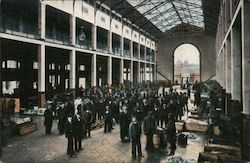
left=1, top=114, right=205, bottom=163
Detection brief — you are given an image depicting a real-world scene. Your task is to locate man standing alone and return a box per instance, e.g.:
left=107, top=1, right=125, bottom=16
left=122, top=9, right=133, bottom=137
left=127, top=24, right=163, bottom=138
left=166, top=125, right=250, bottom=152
left=44, top=105, right=53, bottom=134
left=143, top=111, right=157, bottom=152
left=129, top=117, right=142, bottom=160
left=83, top=107, right=93, bottom=138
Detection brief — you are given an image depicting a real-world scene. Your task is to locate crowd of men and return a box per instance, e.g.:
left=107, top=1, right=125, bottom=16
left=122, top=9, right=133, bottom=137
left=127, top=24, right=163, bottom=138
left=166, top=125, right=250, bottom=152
left=44, top=82, right=193, bottom=159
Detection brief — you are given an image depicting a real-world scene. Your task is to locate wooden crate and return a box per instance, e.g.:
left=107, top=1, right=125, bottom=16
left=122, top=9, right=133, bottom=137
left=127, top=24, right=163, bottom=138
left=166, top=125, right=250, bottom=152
left=186, top=122, right=207, bottom=132
left=19, top=122, right=38, bottom=136
left=188, top=115, right=208, bottom=120
left=204, top=144, right=240, bottom=157
left=198, top=152, right=241, bottom=163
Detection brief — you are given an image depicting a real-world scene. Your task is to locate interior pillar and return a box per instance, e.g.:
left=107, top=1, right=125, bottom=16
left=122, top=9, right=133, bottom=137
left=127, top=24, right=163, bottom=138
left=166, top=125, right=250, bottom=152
left=130, top=60, right=133, bottom=83
left=69, top=50, right=76, bottom=97
left=120, top=59, right=124, bottom=84
left=241, top=2, right=250, bottom=160
left=91, top=54, right=97, bottom=87
left=107, top=56, right=112, bottom=86
left=231, top=27, right=242, bottom=102
left=38, top=44, right=45, bottom=108
left=38, top=0, right=45, bottom=40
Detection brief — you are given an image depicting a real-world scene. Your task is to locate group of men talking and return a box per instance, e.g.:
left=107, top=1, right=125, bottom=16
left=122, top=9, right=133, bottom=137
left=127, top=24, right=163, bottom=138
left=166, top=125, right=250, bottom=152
left=43, top=83, right=191, bottom=159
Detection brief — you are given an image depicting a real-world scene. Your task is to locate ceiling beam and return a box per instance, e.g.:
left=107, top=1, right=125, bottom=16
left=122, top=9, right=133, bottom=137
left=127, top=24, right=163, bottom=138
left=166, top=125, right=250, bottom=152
left=122, top=0, right=150, bottom=17
left=142, top=0, right=169, bottom=16
left=148, top=7, right=174, bottom=22
left=109, top=0, right=125, bottom=10
left=171, top=1, right=184, bottom=23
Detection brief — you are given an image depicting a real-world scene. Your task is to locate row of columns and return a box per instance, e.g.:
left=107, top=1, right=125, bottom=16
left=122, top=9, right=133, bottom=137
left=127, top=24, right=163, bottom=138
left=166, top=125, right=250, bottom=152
left=216, top=1, right=247, bottom=103
left=241, top=2, right=250, bottom=160
left=216, top=1, right=250, bottom=159
left=37, top=46, right=155, bottom=91
left=36, top=0, right=156, bottom=108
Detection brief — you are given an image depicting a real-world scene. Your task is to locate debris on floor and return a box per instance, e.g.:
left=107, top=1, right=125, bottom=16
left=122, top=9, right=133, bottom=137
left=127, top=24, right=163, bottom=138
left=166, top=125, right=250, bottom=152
left=166, top=154, right=196, bottom=163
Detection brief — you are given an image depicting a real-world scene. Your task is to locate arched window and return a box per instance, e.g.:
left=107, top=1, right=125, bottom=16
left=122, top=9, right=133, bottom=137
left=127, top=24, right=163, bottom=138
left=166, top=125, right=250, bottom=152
left=174, top=43, right=200, bottom=86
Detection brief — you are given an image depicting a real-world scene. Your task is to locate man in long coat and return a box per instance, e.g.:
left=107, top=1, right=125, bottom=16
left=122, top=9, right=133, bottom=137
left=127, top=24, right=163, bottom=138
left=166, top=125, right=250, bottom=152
left=44, top=105, right=53, bottom=134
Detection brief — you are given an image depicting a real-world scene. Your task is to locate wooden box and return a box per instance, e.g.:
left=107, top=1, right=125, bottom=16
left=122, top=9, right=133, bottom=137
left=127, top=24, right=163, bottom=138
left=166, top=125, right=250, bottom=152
left=185, top=122, right=207, bottom=132
left=19, top=122, right=38, bottom=136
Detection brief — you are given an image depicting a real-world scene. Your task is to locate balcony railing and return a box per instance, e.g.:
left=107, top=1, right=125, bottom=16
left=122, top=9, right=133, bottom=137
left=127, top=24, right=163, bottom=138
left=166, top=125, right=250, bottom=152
left=0, top=15, right=38, bottom=39
left=45, top=29, right=70, bottom=45
left=97, top=43, right=109, bottom=53
left=123, top=49, right=131, bottom=58
left=140, top=55, right=145, bottom=60
left=76, top=39, right=93, bottom=50
left=133, top=54, right=139, bottom=59
left=112, top=47, right=121, bottom=56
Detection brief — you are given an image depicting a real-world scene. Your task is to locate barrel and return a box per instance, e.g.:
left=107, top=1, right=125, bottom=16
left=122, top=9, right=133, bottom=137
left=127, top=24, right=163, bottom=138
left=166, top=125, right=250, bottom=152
left=178, top=133, right=188, bottom=146
left=159, top=130, right=167, bottom=148
left=153, top=134, right=160, bottom=149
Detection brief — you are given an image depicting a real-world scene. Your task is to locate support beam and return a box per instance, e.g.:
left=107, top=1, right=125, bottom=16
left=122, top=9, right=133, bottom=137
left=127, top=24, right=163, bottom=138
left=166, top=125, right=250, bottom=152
left=92, top=25, right=97, bottom=50
left=38, top=44, right=45, bottom=108
left=231, top=27, right=242, bottom=102
left=120, top=36, right=124, bottom=56
left=107, top=56, right=112, bottom=85
left=70, top=50, right=76, bottom=96
left=120, top=59, right=124, bottom=84
left=150, top=64, right=153, bottom=82
left=222, top=47, right=226, bottom=88
left=225, top=38, right=231, bottom=93
left=241, top=1, right=250, bottom=160
left=138, top=62, right=141, bottom=83
left=138, top=44, right=140, bottom=60
left=108, top=31, right=112, bottom=54
left=130, top=60, right=133, bottom=82
left=91, top=54, right=97, bottom=87
left=130, top=40, right=133, bottom=58
left=144, top=63, right=147, bottom=81
left=38, top=0, right=45, bottom=39
left=171, top=2, right=184, bottom=24
left=70, top=15, right=76, bottom=46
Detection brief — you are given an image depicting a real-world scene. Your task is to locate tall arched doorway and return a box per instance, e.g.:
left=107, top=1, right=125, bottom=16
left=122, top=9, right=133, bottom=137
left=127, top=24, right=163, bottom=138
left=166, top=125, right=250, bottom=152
left=174, top=43, right=200, bottom=87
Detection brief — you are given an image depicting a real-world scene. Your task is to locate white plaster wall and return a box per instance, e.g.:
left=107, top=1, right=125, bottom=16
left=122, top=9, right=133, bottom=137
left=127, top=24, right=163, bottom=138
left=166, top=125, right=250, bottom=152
left=44, top=0, right=73, bottom=15
left=140, top=35, right=145, bottom=46
left=123, top=25, right=132, bottom=40
left=74, top=1, right=95, bottom=24
left=95, top=10, right=110, bottom=30
left=132, top=31, right=139, bottom=43
left=146, top=38, right=151, bottom=48
left=157, top=33, right=216, bottom=81
left=111, top=19, right=122, bottom=35
left=151, top=41, right=155, bottom=50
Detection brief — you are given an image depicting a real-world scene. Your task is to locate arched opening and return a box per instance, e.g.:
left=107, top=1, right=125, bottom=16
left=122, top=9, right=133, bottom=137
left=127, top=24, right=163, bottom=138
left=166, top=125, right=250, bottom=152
left=174, top=43, right=200, bottom=87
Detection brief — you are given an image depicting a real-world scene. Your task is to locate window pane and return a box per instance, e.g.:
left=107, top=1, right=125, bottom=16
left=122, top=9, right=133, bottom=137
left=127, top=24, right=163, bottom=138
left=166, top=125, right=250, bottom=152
left=33, top=62, right=38, bottom=69
left=7, top=60, right=17, bottom=68
left=2, top=61, right=5, bottom=68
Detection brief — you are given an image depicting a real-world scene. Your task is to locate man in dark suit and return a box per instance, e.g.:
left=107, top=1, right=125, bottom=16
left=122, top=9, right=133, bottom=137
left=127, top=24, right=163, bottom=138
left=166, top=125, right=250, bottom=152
left=129, top=117, right=142, bottom=160
left=166, top=114, right=177, bottom=156
left=120, top=106, right=130, bottom=141
left=104, top=106, right=112, bottom=133
left=65, top=114, right=76, bottom=158
left=143, top=111, right=157, bottom=152
left=57, top=103, right=67, bottom=135
left=44, top=105, right=53, bottom=134
left=83, top=108, right=93, bottom=138
left=72, top=114, right=84, bottom=151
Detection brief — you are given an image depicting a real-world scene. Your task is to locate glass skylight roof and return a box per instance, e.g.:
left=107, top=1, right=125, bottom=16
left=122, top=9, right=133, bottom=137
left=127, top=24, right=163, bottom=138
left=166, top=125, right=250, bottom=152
left=127, top=0, right=204, bottom=32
